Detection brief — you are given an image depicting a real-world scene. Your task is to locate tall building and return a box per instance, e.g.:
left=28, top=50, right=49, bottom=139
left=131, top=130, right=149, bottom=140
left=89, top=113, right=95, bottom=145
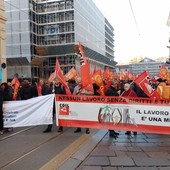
left=167, top=11, right=170, bottom=64
left=5, top=0, right=116, bottom=80
left=0, top=0, right=7, bottom=82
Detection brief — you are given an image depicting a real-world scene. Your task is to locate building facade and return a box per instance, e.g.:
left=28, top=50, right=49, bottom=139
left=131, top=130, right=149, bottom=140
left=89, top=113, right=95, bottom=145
left=129, top=57, right=164, bottom=76
left=0, top=0, right=7, bottom=82
left=5, top=0, right=116, bottom=80
left=116, top=57, right=168, bottom=77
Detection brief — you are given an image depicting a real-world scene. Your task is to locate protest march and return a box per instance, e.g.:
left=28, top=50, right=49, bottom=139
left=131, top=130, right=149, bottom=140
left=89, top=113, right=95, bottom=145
left=1, top=44, right=170, bottom=136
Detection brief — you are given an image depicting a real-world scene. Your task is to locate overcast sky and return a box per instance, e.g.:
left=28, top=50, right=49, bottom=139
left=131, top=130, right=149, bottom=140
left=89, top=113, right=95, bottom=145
left=93, top=0, right=170, bottom=64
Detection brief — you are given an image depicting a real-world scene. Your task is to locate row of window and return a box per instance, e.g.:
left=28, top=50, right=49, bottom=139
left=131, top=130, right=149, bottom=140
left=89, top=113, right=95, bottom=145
left=36, top=1, right=74, bottom=13
left=31, top=22, right=74, bottom=35
left=105, top=45, right=114, bottom=55
left=34, top=33, right=75, bottom=45
left=31, top=11, right=74, bottom=24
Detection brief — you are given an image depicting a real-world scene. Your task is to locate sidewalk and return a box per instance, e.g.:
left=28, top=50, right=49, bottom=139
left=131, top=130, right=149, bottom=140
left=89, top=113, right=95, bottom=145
left=60, top=130, right=170, bottom=170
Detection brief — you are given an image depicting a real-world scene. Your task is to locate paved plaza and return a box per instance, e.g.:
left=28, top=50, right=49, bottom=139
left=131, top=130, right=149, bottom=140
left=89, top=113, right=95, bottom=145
left=60, top=131, right=170, bottom=170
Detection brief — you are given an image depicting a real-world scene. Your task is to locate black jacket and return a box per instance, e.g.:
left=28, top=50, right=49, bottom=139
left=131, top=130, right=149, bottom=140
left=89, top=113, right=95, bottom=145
left=105, top=86, right=119, bottom=96
left=53, top=84, right=66, bottom=94
left=20, top=84, right=33, bottom=100
left=42, top=84, right=52, bottom=95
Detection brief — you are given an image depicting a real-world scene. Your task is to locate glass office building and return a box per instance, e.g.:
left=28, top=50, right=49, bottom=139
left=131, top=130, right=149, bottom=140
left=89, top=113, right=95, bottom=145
left=5, top=0, right=116, bottom=79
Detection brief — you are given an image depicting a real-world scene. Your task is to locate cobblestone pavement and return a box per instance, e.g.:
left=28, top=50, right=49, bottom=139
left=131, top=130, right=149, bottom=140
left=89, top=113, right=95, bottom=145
left=76, top=131, right=170, bottom=170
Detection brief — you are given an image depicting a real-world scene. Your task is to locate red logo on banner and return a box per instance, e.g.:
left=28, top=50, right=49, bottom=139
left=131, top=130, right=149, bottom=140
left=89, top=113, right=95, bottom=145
left=59, top=104, right=69, bottom=115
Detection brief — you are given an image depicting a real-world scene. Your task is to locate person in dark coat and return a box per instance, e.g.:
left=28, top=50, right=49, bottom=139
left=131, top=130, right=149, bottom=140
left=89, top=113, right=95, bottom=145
left=1, top=82, right=13, bottom=132
left=31, top=79, right=38, bottom=97
left=93, top=83, right=100, bottom=96
left=43, top=78, right=66, bottom=133
left=1, top=82, right=13, bottom=101
left=41, top=80, right=52, bottom=96
left=0, top=86, right=3, bottom=134
left=20, top=80, right=33, bottom=100
left=105, top=79, right=120, bottom=138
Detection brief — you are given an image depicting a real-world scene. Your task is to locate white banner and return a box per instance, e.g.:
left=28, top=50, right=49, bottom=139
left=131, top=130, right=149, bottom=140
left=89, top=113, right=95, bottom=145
left=3, top=94, right=54, bottom=127
left=129, top=105, right=170, bottom=126
left=56, top=95, right=170, bottom=134
left=57, top=102, right=170, bottom=127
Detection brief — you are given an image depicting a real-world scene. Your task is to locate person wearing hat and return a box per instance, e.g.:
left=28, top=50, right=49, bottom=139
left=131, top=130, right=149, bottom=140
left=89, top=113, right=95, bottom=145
left=105, top=79, right=120, bottom=138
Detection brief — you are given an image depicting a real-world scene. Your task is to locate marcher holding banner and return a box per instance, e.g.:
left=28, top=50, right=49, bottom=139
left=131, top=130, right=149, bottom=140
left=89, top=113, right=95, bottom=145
left=42, top=80, right=52, bottom=133
left=121, top=83, right=137, bottom=135
left=43, top=78, right=66, bottom=133
left=105, top=79, right=120, bottom=137
left=73, top=77, right=93, bottom=134
left=1, top=82, right=13, bottom=132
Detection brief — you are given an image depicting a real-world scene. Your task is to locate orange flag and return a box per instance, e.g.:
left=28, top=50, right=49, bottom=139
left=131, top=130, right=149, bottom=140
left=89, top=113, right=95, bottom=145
left=48, top=72, right=55, bottom=83
left=128, top=71, right=134, bottom=80
left=103, top=67, right=110, bottom=80
left=103, top=67, right=115, bottom=81
left=157, top=65, right=169, bottom=80
left=64, top=67, right=77, bottom=81
left=93, top=70, right=105, bottom=96
left=55, top=58, right=71, bottom=95
left=11, top=76, right=20, bottom=100
left=120, top=70, right=127, bottom=80
left=78, top=44, right=93, bottom=92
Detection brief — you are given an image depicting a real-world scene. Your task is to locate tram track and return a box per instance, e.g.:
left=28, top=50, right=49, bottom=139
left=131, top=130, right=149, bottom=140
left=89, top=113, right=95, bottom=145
left=0, top=126, right=107, bottom=170
left=0, top=126, right=35, bottom=141
left=0, top=126, right=72, bottom=170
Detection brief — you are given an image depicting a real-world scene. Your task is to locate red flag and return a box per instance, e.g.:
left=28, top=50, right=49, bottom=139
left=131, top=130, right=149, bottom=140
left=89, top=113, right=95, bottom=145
left=11, top=76, right=20, bottom=100
left=150, top=90, right=160, bottom=100
left=55, top=59, right=71, bottom=95
left=157, top=65, right=169, bottom=80
left=103, top=67, right=110, bottom=80
left=37, top=83, right=42, bottom=96
left=134, top=71, right=155, bottom=97
left=78, top=44, right=93, bottom=92
left=64, top=67, right=77, bottom=81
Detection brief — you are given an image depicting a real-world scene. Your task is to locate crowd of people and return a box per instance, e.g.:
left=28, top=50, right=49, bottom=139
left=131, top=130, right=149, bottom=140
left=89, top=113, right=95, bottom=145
left=0, top=74, right=168, bottom=137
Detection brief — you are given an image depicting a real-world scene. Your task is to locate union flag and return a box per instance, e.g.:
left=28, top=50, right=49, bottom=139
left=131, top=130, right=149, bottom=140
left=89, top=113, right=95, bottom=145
left=11, top=76, right=20, bottom=100
left=120, top=70, right=127, bottom=80
left=134, top=71, right=154, bottom=97
left=103, top=67, right=110, bottom=80
left=64, top=67, right=77, bottom=81
left=157, top=65, right=169, bottom=80
left=78, top=44, right=93, bottom=92
left=55, top=59, right=71, bottom=95
left=134, top=71, right=160, bottom=100
left=48, top=72, right=55, bottom=83
left=93, top=69, right=105, bottom=96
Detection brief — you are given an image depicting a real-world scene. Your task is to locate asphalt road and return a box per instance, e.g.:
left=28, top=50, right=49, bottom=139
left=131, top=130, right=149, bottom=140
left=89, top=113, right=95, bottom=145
left=0, top=125, right=86, bottom=170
